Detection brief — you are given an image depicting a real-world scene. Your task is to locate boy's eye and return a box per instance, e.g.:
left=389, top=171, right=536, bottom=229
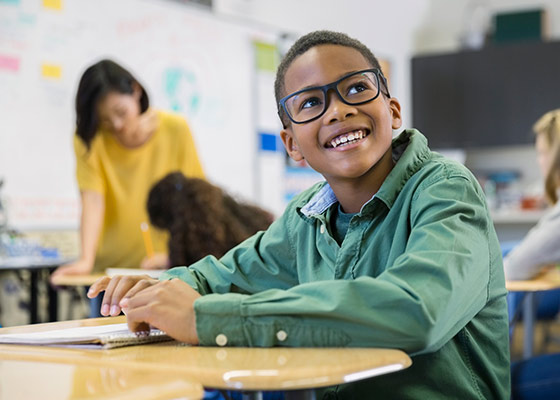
left=300, top=96, right=322, bottom=110
left=347, top=83, right=368, bottom=95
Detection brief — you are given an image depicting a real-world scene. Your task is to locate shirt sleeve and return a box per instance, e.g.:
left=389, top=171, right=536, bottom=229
left=73, top=135, right=105, bottom=194
left=164, top=175, right=497, bottom=353
left=503, top=205, right=560, bottom=280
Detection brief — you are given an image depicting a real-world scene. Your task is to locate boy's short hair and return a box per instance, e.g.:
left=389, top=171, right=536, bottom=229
left=274, top=30, right=388, bottom=126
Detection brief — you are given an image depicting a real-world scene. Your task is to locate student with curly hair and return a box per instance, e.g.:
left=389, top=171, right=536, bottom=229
left=147, top=172, right=273, bottom=268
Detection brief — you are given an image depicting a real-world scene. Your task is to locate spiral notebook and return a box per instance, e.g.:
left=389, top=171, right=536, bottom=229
left=0, top=323, right=173, bottom=349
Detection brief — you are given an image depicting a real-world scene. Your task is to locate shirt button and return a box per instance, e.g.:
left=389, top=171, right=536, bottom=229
left=276, top=330, right=288, bottom=342
left=215, top=333, right=228, bottom=346
left=320, top=224, right=326, bottom=234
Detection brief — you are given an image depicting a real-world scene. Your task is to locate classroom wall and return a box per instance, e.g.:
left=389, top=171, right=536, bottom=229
left=1, top=0, right=558, bottom=231
left=0, top=0, right=279, bottom=229
left=216, top=0, right=560, bottom=196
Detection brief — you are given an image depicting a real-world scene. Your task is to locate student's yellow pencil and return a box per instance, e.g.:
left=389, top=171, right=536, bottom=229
left=140, top=222, right=155, bottom=258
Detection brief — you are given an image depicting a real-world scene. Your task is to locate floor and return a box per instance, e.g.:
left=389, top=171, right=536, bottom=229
left=510, top=317, right=560, bottom=361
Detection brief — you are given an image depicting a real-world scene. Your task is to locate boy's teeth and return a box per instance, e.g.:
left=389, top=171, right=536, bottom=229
left=330, top=130, right=365, bottom=148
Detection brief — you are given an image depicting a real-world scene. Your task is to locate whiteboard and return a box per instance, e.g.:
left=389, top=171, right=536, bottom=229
left=0, top=0, right=278, bottom=229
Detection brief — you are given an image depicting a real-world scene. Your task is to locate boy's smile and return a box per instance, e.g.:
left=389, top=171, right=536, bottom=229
left=280, top=44, right=402, bottom=211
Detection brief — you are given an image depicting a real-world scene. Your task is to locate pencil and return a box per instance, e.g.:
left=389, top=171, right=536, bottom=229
left=140, top=222, right=155, bottom=258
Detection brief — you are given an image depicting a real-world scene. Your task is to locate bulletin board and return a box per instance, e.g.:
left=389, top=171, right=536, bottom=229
left=0, top=0, right=279, bottom=229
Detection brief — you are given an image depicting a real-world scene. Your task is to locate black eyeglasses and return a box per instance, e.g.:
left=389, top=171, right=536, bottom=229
left=278, top=68, right=390, bottom=125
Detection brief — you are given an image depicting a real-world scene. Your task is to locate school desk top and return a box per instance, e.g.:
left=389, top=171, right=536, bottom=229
left=506, top=267, right=560, bottom=292
left=0, top=316, right=411, bottom=393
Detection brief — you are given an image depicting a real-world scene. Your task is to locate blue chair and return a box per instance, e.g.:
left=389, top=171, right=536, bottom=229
left=511, top=353, right=560, bottom=399
left=502, top=242, right=560, bottom=352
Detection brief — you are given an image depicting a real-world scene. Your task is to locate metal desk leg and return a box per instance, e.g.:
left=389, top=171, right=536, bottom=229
left=522, top=292, right=536, bottom=359
left=241, top=392, right=263, bottom=400
left=29, top=270, right=38, bottom=324
left=47, top=271, right=58, bottom=322
left=285, top=390, right=317, bottom=400
left=240, top=391, right=317, bottom=400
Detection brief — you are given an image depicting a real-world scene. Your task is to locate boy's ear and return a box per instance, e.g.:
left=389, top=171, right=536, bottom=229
left=280, top=127, right=304, bottom=162
left=388, top=97, right=403, bottom=130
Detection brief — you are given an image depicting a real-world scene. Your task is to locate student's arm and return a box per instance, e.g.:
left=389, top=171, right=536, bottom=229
left=503, top=205, right=560, bottom=280
left=160, top=212, right=300, bottom=295
left=51, top=191, right=104, bottom=278
left=164, top=174, right=500, bottom=353
left=87, top=209, right=299, bottom=317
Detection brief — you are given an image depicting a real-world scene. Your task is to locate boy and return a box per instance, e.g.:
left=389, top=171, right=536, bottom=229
left=90, top=31, right=510, bottom=399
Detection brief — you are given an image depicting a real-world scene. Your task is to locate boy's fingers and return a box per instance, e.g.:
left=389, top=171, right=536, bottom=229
left=121, top=283, right=157, bottom=309
left=122, top=276, right=157, bottom=302
left=125, top=306, right=152, bottom=334
left=100, top=276, right=123, bottom=316
left=87, top=276, right=112, bottom=298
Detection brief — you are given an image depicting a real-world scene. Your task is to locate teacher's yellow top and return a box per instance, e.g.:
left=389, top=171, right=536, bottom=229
left=74, top=110, right=205, bottom=273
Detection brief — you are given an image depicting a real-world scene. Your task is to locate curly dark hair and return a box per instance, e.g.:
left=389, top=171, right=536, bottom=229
left=274, top=30, right=389, bottom=127
left=147, top=172, right=274, bottom=267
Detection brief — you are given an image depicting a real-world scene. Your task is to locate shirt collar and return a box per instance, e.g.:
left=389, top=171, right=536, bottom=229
left=298, top=129, right=432, bottom=217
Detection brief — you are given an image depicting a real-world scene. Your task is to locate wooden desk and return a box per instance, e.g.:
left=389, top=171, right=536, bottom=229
left=51, top=273, right=105, bottom=287
left=50, top=269, right=162, bottom=287
left=0, top=358, right=203, bottom=399
left=0, top=256, right=73, bottom=323
left=506, top=268, right=560, bottom=359
left=0, top=316, right=412, bottom=399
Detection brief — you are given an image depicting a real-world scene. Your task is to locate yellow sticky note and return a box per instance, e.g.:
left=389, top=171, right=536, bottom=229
left=41, top=63, right=62, bottom=79
left=42, top=0, right=62, bottom=10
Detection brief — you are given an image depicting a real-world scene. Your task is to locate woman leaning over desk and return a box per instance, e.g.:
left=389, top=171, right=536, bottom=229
left=503, top=109, right=560, bottom=280
left=51, top=59, right=205, bottom=280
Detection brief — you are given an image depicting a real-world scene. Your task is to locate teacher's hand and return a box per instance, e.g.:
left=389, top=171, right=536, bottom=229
left=50, top=258, right=93, bottom=281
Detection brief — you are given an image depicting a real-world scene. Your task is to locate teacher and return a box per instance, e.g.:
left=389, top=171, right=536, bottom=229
left=52, top=59, right=205, bottom=279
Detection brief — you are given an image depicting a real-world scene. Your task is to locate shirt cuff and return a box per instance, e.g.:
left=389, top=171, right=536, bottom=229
left=193, top=292, right=351, bottom=347
left=194, top=293, right=247, bottom=346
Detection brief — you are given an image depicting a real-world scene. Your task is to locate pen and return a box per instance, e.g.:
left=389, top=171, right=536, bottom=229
left=140, top=222, right=155, bottom=258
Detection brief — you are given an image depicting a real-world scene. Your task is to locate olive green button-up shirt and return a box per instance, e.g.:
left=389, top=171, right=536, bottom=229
left=162, top=129, right=510, bottom=399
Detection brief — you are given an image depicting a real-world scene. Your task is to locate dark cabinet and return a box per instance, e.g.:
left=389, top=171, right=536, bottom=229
left=412, top=41, right=560, bottom=148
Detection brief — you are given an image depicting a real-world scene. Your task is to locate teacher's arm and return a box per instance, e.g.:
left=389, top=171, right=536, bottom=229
left=51, top=190, right=105, bottom=279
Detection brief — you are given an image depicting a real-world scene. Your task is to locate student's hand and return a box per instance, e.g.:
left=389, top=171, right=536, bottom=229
left=87, top=275, right=158, bottom=317
left=140, top=253, right=170, bottom=270
left=50, top=258, right=93, bottom=281
left=120, top=278, right=200, bottom=344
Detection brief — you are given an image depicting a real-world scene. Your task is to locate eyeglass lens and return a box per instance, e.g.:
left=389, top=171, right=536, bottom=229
left=285, top=71, right=380, bottom=123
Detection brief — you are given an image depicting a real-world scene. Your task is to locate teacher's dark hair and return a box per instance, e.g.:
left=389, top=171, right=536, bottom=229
left=75, top=59, right=149, bottom=149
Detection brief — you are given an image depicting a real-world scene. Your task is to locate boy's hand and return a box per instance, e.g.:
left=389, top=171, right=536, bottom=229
left=121, top=278, right=200, bottom=344
left=87, top=275, right=158, bottom=317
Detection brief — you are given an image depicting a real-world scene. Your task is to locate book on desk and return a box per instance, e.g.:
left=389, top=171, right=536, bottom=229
left=0, top=322, right=173, bottom=349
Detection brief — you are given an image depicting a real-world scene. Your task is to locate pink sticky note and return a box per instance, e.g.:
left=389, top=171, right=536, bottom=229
left=0, top=55, right=20, bottom=72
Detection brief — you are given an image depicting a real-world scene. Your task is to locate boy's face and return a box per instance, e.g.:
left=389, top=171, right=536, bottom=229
left=280, top=45, right=402, bottom=184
